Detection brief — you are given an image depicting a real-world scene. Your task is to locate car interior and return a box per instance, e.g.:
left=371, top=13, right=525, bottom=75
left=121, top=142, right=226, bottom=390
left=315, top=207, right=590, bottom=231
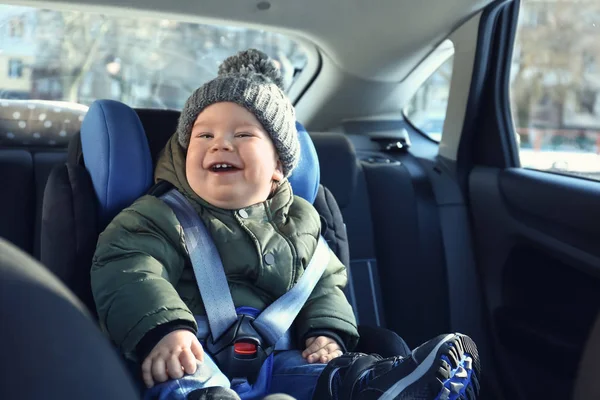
left=1, top=0, right=600, bottom=399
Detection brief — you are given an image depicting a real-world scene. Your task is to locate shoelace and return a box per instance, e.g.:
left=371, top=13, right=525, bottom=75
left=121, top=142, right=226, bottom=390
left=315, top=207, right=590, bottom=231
left=390, top=355, right=408, bottom=368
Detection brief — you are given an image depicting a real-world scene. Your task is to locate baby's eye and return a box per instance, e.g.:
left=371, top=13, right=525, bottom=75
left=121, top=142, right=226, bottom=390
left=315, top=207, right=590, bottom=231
left=235, top=132, right=253, bottom=138
left=196, top=132, right=213, bottom=139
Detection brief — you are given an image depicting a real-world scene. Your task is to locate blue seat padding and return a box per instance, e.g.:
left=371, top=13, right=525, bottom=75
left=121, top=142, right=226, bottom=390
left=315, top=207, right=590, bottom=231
left=288, top=121, right=320, bottom=204
left=80, top=100, right=153, bottom=227
left=80, top=100, right=320, bottom=226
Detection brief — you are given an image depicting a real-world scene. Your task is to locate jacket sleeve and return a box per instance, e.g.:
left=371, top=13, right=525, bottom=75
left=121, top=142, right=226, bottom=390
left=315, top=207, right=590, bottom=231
left=295, top=247, right=360, bottom=351
left=91, top=196, right=196, bottom=361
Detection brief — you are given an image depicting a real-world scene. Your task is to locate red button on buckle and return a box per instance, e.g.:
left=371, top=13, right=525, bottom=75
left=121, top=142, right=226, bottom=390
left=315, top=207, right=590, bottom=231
left=234, top=342, right=257, bottom=355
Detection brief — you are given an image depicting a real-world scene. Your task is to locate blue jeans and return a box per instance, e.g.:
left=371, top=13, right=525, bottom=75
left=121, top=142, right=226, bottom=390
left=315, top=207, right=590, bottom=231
left=143, top=350, right=326, bottom=400
left=268, top=351, right=326, bottom=399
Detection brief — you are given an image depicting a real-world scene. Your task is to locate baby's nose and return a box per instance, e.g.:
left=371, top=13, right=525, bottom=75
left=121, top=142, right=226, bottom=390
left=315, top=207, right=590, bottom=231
left=212, top=138, right=234, bottom=151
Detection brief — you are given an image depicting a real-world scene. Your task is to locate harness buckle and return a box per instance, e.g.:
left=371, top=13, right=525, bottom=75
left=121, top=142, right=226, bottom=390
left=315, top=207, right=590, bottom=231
left=204, top=314, right=271, bottom=383
left=234, top=341, right=258, bottom=356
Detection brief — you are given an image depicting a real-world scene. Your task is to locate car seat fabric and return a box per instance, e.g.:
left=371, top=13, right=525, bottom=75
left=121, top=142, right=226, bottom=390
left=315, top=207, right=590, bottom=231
left=0, top=150, right=34, bottom=254
left=310, top=132, right=384, bottom=329
left=0, top=237, right=139, bottom=400
left=41, top=162, right=99, bottom=314
left=0, top=100, right=87, bottom=258
left=314, top=184, right=350, bottom=270
left=80, top=100, right=153, bottom=229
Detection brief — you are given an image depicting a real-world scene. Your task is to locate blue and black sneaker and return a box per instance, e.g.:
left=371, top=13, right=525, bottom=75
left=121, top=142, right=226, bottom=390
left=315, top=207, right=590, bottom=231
left=313, top=333, right=480, bottom=400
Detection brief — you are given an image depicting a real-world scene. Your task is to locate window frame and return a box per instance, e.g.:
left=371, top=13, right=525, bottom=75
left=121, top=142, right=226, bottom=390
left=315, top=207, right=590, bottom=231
left=402, top=40, right=455, bottom=144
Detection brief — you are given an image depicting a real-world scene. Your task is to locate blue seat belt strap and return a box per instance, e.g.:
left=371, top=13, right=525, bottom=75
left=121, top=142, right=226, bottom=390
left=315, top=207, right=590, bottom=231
left=161, top=188, right=331, bottom=347
left=253, top=236, right=330, bottom=346
left=161, top=189, right=238, bottom=341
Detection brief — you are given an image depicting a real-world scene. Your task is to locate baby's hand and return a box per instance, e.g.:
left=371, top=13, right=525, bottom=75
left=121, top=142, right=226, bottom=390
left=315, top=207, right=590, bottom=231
left=302, top=336, right=343, bottom=364
left=141, top=329, right=204, bottom=388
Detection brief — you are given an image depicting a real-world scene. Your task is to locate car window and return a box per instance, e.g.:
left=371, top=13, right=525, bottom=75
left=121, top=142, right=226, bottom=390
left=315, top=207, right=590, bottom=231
left=0, top=5, right=308, bottom=109
left=510, top=0, right=600, bottom=180
left=404, top=55, right=454, bottom=142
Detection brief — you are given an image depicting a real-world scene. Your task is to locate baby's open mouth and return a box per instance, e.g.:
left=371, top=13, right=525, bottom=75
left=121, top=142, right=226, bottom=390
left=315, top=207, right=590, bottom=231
left=210, top=163, right=240, bottom=172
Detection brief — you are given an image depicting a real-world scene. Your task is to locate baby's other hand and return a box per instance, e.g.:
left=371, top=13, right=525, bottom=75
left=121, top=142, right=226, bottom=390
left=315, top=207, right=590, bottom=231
left=302, top=336, right=343, bottom=364
left=141, top=329, right=204, bottom=388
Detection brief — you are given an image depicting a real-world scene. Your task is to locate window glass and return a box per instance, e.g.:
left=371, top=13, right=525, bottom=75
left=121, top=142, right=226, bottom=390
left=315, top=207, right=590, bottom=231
left=510, top=0, right=600, bottom=180
left=0, top=5, right=308, bottom=109
left=404, top=56, right=454, bottom=142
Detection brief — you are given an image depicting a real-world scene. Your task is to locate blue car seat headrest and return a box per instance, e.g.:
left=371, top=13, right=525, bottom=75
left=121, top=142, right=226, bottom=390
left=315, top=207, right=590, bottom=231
left=289, top=121, right=320, bottom=204
left=81, top=100, right=320, bottom=227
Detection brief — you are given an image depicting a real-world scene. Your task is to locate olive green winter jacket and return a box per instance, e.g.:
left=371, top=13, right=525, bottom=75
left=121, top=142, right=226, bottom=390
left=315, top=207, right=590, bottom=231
left=91, top=134, right=359, bottom=361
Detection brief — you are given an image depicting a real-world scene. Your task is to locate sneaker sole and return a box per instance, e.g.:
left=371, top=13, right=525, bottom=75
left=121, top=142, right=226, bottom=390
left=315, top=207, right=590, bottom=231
left=378, top=333, right=480, bottom=400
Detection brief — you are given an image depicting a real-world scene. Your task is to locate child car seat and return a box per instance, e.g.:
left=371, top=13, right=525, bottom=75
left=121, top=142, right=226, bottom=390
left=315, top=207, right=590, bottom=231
left=40, top=99, right=410, bottom=360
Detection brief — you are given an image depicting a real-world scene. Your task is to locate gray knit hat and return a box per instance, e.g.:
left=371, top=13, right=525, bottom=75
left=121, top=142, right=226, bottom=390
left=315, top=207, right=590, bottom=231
left=177, top=49, right=299, bottom=177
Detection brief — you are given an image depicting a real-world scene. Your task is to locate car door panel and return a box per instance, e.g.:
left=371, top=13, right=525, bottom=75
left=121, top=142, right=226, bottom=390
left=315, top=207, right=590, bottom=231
left=469, top=166, right=600, bottom=399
